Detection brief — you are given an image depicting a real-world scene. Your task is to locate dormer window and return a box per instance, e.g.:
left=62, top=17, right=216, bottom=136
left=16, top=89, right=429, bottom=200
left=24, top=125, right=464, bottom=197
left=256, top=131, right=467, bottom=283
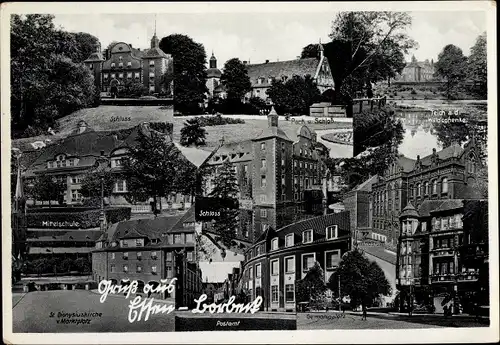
left=135, top=239, right=143, bottom=247
left=150, top=238, right=158, bottom=245
left=285, top=234, right=294, bottom=247
left=111, top=63, right=115, bottom=68
left=302, top=229, right=313, bottom=244
left=271, top=238, right=279, bottom=250
left=326, top=225, right=338, bottom=240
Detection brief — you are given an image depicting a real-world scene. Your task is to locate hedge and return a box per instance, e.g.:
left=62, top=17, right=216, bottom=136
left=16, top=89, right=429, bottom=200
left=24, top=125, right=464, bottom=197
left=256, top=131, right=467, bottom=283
left=27, top=207, right=131, bottom=229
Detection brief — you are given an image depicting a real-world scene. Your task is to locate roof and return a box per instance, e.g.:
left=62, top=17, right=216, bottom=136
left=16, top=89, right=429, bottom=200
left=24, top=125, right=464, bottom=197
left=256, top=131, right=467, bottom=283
left=173, top=142, right=212, bottom=168
left=27, top=230, right=102, bottom=242
left=207, top=68, right=222, bottom=78
left=419, top=143, right=464, bottom=166
left=430, top=199, right=464, bottom=214
left=246, top=58, right=319, bottom=87
left=362, top=246, right=397, bottom=265
left=400, top=202, right=419, bottom=219
left=84, top=52, right=105, bottom=63
left=353, top=175, right=379, bottom=192
left=417, top=200, right=452, bottom=218
left=276, top=211, right=350, bottom=238
left=28, top=247, right=94, bottom=254
left=397, top=155, right=417, bottom=172
left=253, top=126, right=292, bottom=142
left=143, top=47, right=170, bottom=59
left=106, top=214, right=183, bottom=243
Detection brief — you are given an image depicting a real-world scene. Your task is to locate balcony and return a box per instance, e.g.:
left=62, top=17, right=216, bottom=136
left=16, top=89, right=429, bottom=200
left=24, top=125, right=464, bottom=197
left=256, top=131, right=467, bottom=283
left=430, top=247, right=455, bottom=256
left=430, top=274, right=455, bottom=283
left=456, top=272, right=479, bottom=282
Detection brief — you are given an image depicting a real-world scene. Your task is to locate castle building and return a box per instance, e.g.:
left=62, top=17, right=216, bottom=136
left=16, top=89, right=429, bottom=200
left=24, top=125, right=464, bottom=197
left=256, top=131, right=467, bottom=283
left=201, top=108, right=333, bottom=244
left=244, top=44, right=334, bottom=103
left=84, top=28, right=173, bottom=96
left=239, top=212, right=351, bottom=312
left=396, top=55, right=435, bottom=82
left=206, top=52, right=223, bottom=99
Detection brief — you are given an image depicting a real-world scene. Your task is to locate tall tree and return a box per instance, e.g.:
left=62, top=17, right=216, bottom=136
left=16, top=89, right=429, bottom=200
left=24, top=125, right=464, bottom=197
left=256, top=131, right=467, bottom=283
left=159, top=34, right=208, bottom=114
left=329, top=249, right=391, bottom=309
left=267, top=75, right=321, bottom=115
left=220, top=58, right=252, bottom=101
left=32, top=175, right=66, bottom=207
left=80, top=169, right=116, bottom=207
left=122, top=128, right=198, bottom=211
left=296, top=262, right=327, bottom=303
left=467, top=32, right=487, bottom=98
left=327, top=12, right=416, bottom=100
left=434, top=44, right=468, bottom=100
left=208, top=160, right=240, bottom=248
left=10, top=14, right=96, bottom=138
left=180, top=117, right=207, bottom=147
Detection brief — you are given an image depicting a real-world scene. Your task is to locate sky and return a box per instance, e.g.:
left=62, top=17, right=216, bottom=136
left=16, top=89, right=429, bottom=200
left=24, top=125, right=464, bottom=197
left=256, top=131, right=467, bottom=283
left=52, top=11, right=487, bottom=68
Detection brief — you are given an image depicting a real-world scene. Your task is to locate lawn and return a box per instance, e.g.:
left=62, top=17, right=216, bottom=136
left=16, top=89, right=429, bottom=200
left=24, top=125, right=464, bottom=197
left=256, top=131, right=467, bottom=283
left=12, top=105, right=352, bottom=152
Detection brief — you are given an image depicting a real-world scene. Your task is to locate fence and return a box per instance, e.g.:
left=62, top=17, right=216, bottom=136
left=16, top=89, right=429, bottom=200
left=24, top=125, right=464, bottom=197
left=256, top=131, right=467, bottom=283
left=352, top=96, right=387, bottom=115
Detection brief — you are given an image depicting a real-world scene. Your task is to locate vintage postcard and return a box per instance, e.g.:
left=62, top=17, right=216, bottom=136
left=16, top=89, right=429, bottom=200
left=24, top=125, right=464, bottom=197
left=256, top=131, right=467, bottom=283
left=1, top=1, right=497, bottom=344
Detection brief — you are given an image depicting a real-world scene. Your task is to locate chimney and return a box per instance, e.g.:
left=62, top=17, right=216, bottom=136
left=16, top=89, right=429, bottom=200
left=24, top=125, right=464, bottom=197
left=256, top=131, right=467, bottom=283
left=268, top=106, right=278, bottom=128
left=265, top=60, right=269, bottom=64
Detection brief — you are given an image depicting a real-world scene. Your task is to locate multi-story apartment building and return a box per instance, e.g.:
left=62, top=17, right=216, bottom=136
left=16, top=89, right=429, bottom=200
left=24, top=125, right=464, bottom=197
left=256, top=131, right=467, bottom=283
left=202, top=109, right=332, bottom=243
left=245, top=44, right=334, bottom=103
left=84, top=31, right=173, bottom=95
left=371, top=136, right=485, bottom=247
left=397, top=198, right=487, bottom=314
left=239, top=212, right=351, bottom=312
left=92, top=207, right=203, bottom=306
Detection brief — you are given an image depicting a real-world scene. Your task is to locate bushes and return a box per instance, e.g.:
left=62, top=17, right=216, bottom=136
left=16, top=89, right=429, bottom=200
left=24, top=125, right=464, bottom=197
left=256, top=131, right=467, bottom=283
left=196, top=114, right=245, bottom=126
left=23, top=256, right=92, bottom=275
left=27, top=207, right=131, bottom=229
left=149, top=122, right=174, bottom=135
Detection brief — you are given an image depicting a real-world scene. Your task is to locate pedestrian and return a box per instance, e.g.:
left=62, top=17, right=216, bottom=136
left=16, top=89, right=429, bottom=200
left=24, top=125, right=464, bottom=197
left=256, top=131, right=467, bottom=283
left=362, top=304, right=367, bottom=320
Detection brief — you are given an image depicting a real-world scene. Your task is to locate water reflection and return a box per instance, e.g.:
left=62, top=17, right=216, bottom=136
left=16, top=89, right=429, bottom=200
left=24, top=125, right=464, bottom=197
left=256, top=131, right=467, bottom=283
left=395, top=110, right=441, bottom=159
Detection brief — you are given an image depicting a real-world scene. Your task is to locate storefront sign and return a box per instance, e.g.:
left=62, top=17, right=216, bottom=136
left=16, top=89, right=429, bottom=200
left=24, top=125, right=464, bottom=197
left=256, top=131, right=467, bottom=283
left=40, top=221, right=81, bottom=228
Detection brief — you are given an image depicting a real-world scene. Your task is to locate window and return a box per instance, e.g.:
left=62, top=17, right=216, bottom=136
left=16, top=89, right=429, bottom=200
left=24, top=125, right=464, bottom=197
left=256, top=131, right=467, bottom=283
left=260, top=195, right=267, bottom=203
left=302, top=253, right=315, bottom=272
left=432, top=180, right=437, bottom=194
left=103, top=73, right=109, bottom=80
left=261, top=159, right=267, bottom=169
left=260, top=142, right=266, bottom=151
left=127, top=72, right=132, bottom=79
left=119, top=73, right=124, bottom=79
left=71, top=176, right=82, bottom=184
left=149, top=60, right=155, bottom=66
left=123, top=264, right=128, bottom=272
left=325, top=250, right=340, bottom=269
left=174, top=234, right=183, bottom=244
left=136, top=265, right=142, bottom=273
left=326, top=225, right=338, bottom=240
left=417, top=183, right=421, bottom=196
left=285, top=234, right=294, bottom=247
left=271, top=259, right=279, bottom=275
left=123, top=252, right=129, bottom=259
left=111, top=73, right=116, bottom=79
left=186, top=233, right=194, bottom=243
left=187, top=251, right=194, bottom=261
left=256, top=245, right=261, bottom=256
left=271, top=285, right=279, bottom=303
left=249, top=266, right=254, bottom=279
left=256, top=264, right=261, bottom=278
left=149, top=85, right=155, bottom=92
left=302, top=230, right=313, bottom=244
left=111, top=63, right=115, bottom=68
left=151, top=251, right=157, bottom=259
left=134, top=72, right=140, bottom=79
left=137, top=251, right=142, bottom=260
left=442, top=178, right=448, bottom=194
left=166, top=265, right=173, bottom=278
left=118, top=62, right=123, bottom=68
left=285, top=256, right=295, bottom=273
left=271, top=238, right=278, bottom=250
left=421, top=222, right=427, bottom=232
left=114, top=179, right=127, bottom=192
left=135, top=239, right=143, bottom=247
left=260, top=209, right=267, bottom=218
left=424, top=182, right=429, bottom=195
left=152, top=265, right=157, bottom=274
left=149, top=72, right=155, bottom=78
left=111, top=253, right=115, bottom=260
left=127, top=61, right=132, bottom=67
left=285, top=284, right=295, bottom=303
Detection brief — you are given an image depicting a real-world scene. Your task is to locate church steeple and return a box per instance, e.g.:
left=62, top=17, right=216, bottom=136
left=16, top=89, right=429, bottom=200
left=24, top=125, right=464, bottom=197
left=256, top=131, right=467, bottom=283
left=150, top=16, right=159, bottom=49
left=209, top=51, right=217, bottom=69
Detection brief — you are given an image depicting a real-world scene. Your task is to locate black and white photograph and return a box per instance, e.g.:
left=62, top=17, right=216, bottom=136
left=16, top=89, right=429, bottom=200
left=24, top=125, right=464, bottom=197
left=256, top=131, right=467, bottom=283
left=1, top=2, right=497, bottom=344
